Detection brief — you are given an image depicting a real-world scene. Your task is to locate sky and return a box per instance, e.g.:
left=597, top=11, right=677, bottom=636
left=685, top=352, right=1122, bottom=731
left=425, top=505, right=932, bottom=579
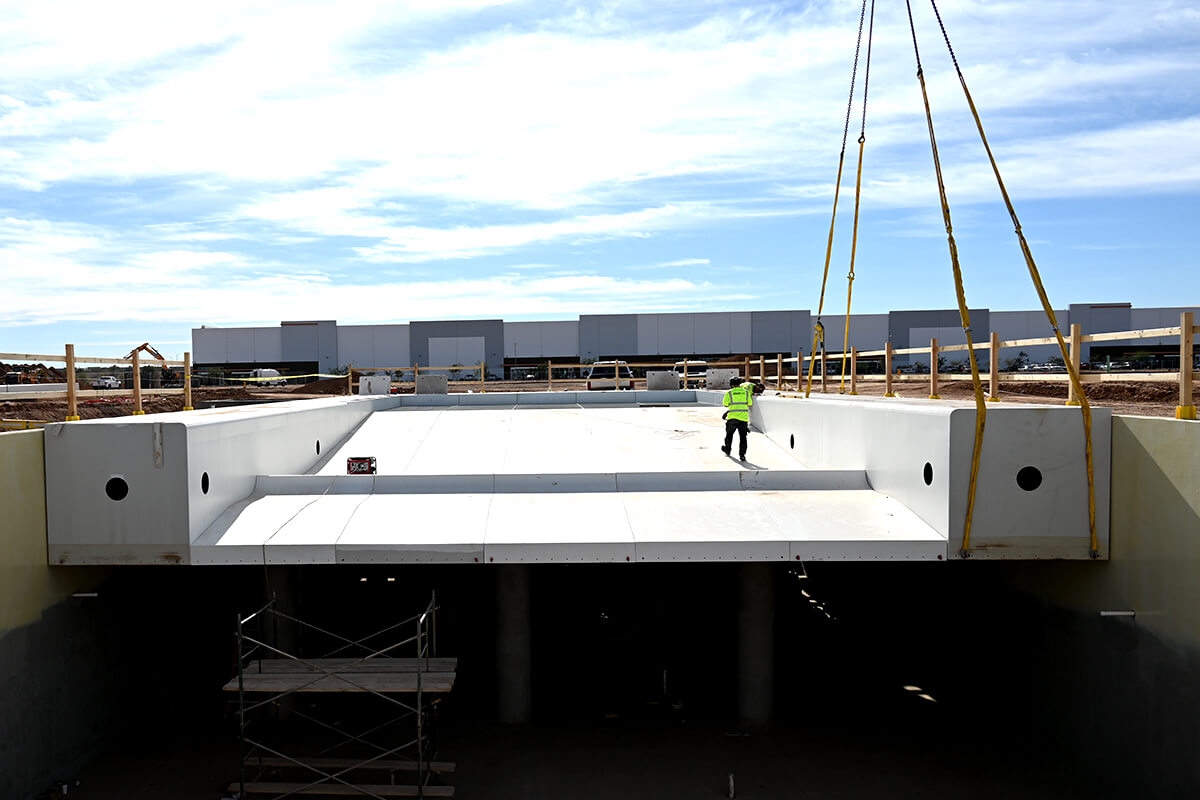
left=1, top=0, right=1198, bottom=360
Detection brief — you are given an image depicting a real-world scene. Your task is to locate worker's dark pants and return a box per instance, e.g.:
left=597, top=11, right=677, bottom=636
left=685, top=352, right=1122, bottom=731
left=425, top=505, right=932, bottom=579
left=724, top=419, right=749, bottom=458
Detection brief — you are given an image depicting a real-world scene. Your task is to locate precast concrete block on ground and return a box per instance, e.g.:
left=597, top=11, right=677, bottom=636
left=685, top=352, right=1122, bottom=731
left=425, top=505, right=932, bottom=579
left=646, top=370, right=680, bottom=390
left=706, top=369, right=738, bottom=390
left=415, top=374, right=448, bottom=394
left=358, top=375, right=391, bottom=395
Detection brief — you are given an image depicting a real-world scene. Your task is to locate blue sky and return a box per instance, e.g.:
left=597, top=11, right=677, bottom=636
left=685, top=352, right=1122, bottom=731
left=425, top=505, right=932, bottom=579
left=1, top=0, right=1198, bottom=360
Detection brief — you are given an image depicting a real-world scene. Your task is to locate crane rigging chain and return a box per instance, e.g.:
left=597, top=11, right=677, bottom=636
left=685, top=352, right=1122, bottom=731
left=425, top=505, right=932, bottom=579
left=904, top=0, right=988, bottom=559
left=806, top=0, right=870, bottom=399
left=925, top=0, right=1098, bottom=559
left=839, top=0, right=875, bottom=395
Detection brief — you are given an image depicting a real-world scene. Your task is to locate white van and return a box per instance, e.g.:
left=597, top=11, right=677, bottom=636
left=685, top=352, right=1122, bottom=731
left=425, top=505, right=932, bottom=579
left=585, top=361, right=634, bottom=390
left=250, top=368, right=287, bottom=386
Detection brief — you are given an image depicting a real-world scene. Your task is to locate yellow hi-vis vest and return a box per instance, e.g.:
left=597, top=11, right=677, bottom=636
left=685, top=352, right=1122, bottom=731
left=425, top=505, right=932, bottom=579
left=723, top=384, right=753, bottom=422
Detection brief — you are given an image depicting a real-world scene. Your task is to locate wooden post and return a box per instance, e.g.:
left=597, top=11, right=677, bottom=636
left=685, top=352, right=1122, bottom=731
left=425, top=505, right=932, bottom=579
left=1067, top=324, right=1082, bottom=405
left=820, top=348, right=828, bottom=393
left=1179, top=311, right=1196, bottom=420
left=64, top=344, right=80, bottom=421
left=183, top=352, right=193, bottom=411
left=929, top=338, right=940, bottom=399
left=682, top=358, right=689, bottom=389
left=480, top=361, right=486, bottom=393
left=548, top=360, right=553, bottom=391
left=989, top=331, right=1000, bottom=402
left=885, top=341, right=894, bottom=397
left=132, top=349, right=144, bottom=414
left=347, top=364, right=354, bottom=396
left=758, top=355, right=765, bottom=384
left=776, top=353, right=783, bottom=390
left=744, top=355, right=750, bottom=382
left=795, top=350, right=802, bottom=391
left=850, top=347, right=858, bottom=395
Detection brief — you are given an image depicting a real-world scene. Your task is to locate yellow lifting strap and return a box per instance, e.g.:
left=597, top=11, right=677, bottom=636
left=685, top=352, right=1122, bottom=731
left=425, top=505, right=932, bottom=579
left=839, top=2, right=875, bottom=396
left=905, top=0, right=987, bottom=558
left=926, top=0, right=1099, bottom=558
left=807, top=0, right=870, bottom=399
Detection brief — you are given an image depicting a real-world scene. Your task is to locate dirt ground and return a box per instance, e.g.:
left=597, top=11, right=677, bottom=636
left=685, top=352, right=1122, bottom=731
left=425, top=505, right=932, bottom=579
left=1, top=378, right=1192, bottom=424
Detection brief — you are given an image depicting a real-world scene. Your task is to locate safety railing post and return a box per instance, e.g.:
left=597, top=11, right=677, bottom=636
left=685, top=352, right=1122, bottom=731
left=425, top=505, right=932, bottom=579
left=548, top=360, right=553, bottom=391
left=795, top=350, right=802, bottom=391
left=885, top=341, right=894, bottom=397
left=65, top=344, right=79, bottom=421
left=989, top=331, right=1000, bottom=402
left=820, top=348, right=828, bottom=393
left=132, top=349, right=144, bottom=414
left=683, top=358, right=689, bottom=389
left=480, top=361, right=486, bottom=393
left=743, top=355, right=750, bottom=382
left=929, top=338, right=940, bottom=399
left=184, top=351, right=194, bottom=411
left=776, top=353, right=783, bottom=389
left=1180, top=311, right=1196, bottom=420
left=759, top=355, right=765, bottom=384
left=850, top=347, right=858, bottom=395
left=1067, top=324, right=1082, bottom=405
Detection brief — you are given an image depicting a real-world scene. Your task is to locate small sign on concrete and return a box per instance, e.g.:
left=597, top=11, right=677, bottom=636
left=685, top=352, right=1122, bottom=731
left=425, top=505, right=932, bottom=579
left=347, top=457, right=377, bottom=475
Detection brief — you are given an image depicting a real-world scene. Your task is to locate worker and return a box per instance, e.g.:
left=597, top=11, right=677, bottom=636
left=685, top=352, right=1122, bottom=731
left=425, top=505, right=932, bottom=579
left=721, top=376, right=754, bottom=460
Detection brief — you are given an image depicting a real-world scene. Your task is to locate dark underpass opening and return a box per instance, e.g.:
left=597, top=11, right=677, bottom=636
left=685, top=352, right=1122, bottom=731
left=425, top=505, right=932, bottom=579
left=63, top=562, right=1101, bottom=799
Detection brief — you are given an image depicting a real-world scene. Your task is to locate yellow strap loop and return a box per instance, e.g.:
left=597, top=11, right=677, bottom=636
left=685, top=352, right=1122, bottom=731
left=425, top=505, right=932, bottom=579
left=839, top=134, right=867, bottom=394
left=906, top=2, right=987, bottom=558
left=927, top=0, right=1098, bottom=558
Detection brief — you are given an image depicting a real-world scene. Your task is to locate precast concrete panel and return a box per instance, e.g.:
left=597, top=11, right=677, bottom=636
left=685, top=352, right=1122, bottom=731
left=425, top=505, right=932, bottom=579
left=193, top=328, right=227, bottom=364
left=540, top=321, right=579, bottom=357
left=44, top=396, right=398, bottom=564
left=637, top=314, right=659, bottom=355
left=657, top=314, right=695, bottom=355
left=751, top=311, right=792, bottom=353
left=505, top=322, right=543, bottom=358
left=337, top=326, right=376, bottom=369
left=579, top=314, right=637, bottom=359
left=254, top=327, right=283, bottom=363
left=694, top=313, right=732, bottom=354
left=889, top=309, right=988, bottom=363
left=1129, top=307, right=1198, bottom=347
left=731, top=313, right=752, bottom=352
left=991, top=311, right=1062, bottom=363
left=226, top=328, right=256, bottom=363
left=820, top=314, right=889, bottom=352
left=429, top=337, right=485, bottom=372
left=372, top=324, right=410, bottom=369
left=751, top=394, right=1110, bottom=559
left=281, top=321, right=321, bottom=364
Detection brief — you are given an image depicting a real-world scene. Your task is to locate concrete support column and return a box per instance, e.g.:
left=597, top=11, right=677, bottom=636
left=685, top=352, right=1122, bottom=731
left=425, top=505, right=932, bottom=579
left=737, top=563, right=774, bottom=728
left=496, top=564, right=532, bottom=724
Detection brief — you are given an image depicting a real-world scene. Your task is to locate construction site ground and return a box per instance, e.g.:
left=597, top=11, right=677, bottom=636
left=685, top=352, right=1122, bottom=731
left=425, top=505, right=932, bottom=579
left=1, top=376, right=1192, bottom=425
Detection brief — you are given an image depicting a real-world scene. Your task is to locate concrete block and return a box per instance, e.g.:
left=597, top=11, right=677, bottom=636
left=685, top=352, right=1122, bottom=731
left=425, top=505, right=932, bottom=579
left=646, top=370, right=680, bottom=390
left=358, top=375, right=391, bottom=395
left=707, top=368, right=739, bottom=390
left=416, top=374, right=449, bottom=394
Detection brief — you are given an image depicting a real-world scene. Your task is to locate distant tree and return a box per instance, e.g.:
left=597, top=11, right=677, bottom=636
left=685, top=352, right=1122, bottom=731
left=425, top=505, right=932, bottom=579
left=1002, top=350, right=1031, bottom=371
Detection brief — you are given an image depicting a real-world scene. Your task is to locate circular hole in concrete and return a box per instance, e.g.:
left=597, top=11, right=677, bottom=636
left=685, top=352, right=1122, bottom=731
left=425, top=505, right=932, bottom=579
left=1016, top=465, right=1042, bottom=492
left=201, top=472, right=210, bottom=494
left=923, top=462, right=933, bottom=486
left=105, top=477, right=129, bottom=502
left=316, top=440, right=321, bottom=455
left=790, top=434, right=795, bottom=449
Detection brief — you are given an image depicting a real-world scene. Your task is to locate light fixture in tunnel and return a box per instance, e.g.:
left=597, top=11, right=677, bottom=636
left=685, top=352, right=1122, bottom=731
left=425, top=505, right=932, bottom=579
left=359, top=577, right=368, bottom=582
left=387, top=577, right=396, bottom=582
left=903, top=685, right=922, bottom=692
left=801, top=590, right=811, bottom=598
left=917, top=693, right=937, bottom=703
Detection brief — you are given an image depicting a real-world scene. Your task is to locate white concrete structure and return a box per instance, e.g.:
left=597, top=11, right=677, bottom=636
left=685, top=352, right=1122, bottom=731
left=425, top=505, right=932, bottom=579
left=43, top=390, right=1109, bottom=566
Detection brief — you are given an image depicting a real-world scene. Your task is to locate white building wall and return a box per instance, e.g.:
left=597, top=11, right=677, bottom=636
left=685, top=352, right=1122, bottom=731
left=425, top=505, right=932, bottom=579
left=1130, top=307, right=1199, bottom=347
left=658, top=314, right=694, bottom=354
left=991, top=311, right=1063, bottom=363
left=636, top=315, right=659, bottom=356
left=731, top=312, right=752, bottom=353
left=194, top=328, right=227, bottom=364
left=503, top=321, right=580, bottom=358
left=818, top=314, right=889, bottom=353
left=226, top=328, right=257, bottom=363
left=337, top=326, right=375, bottom=369
left=694, top=312, right=732, bottom=353
left=253, top=328, right=282, bottom=363
left=372, top=325, right=410, bottom=368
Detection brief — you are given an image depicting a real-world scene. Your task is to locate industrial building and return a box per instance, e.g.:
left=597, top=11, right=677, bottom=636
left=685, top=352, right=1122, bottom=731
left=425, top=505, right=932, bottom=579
left=193, top=302, right=1198, bottom=377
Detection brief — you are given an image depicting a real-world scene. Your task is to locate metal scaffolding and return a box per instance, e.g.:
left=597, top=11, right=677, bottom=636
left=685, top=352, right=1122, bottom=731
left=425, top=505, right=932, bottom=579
left=225, top=592, right=456, bottom=798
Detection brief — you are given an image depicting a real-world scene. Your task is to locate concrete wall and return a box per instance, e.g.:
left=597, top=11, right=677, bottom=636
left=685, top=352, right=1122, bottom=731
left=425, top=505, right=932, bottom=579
left=1000, top=416, right=1200, bottom=796
left=0, top=430, right=113, bottom=799
left=504, top=321, right=580, bottom=359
